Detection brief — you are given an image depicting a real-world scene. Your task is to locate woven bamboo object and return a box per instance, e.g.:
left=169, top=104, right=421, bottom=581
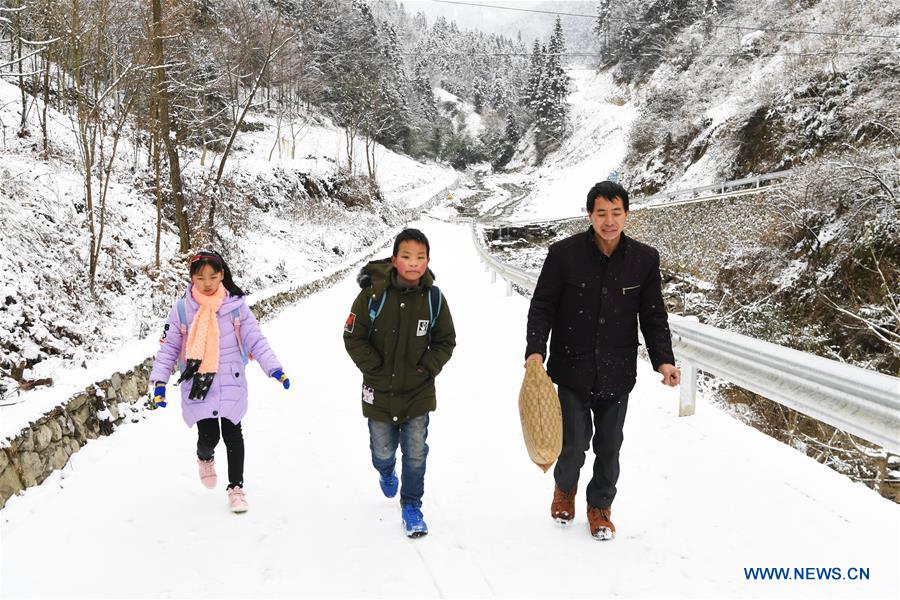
left=518, top=360, right=562, bottom=472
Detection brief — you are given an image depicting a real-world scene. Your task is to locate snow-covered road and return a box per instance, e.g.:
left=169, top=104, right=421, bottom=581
left=2, top=221, right=898, bottom=598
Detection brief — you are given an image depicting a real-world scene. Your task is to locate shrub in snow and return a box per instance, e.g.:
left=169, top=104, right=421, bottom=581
left=740, top=31, right=766, bottom=57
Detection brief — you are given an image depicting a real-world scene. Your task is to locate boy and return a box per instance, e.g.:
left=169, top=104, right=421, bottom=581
left=343, top=228, right=456, bottom=538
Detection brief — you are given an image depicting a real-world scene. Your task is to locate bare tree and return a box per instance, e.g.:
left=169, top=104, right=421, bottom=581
left=203, top=2, right=295, bottom=238
left=64, top=0, right=142, bottom=292
left=149, top=0, right=190, bottom=252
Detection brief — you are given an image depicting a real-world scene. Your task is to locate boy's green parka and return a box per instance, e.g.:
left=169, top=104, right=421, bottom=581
left=343, top=259, right=456, bottom=423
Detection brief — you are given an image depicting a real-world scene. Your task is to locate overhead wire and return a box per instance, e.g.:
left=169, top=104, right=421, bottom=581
left=302, top=49, right=900, bottom=58
left=423, top=0, right=900, bottom=40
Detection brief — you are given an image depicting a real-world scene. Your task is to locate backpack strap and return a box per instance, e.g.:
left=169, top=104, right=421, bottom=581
left=367, top=290, right=387, bottom=338
left=175, top=297, right=189, bottom=371
left=366, top=287, right=440, bottom=341
left=175, top=296, right=252, bottom=370
left=427, top=286, right=442, bottom=329
left=231, top=308, right=250, bottom=365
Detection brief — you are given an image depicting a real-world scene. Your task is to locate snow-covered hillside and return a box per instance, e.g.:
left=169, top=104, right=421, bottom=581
left=619, top=0, right=898, bottom=193
left=434, top=88, right=485, bottom=140
left=0, top=77, right=458, bottom=405
left=3, top=221, right=897, bottom=598
left=485, top=69, right=636, bottom=222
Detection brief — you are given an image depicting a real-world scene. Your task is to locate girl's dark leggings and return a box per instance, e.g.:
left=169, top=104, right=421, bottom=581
left=196, top=417, right=244, bottom=489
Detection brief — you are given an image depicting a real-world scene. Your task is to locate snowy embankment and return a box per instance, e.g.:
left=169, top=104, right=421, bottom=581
left=0, top=78, right=459, bottom=439
left=496, top=69, right=637, bottom=222
left=218, top=109, right=459, bottom=208
left=2, top=221, right=897, bottom=599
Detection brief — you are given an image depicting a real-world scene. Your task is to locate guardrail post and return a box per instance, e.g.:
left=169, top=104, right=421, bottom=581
left=679, top=360, right=698, bottom=417
left=491, top=269, right=497, bottom=284
left=506, top=280, right=513, bottom=296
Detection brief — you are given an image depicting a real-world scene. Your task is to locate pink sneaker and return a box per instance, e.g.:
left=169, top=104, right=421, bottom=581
left=228, top=486, right=248, bottom=513
left=198, top=459, right=217, bottom=489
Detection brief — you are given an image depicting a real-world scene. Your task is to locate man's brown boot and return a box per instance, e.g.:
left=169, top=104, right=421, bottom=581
left=550, top=485, right=577, bottom=525
left=587, top=505, right=615, bottom=540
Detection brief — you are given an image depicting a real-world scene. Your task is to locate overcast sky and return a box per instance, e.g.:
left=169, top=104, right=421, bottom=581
left=398, top=0, right=598, bottom=43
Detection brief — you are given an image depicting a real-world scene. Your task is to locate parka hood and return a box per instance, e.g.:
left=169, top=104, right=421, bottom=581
left=356, top=257, right=436, bottom=291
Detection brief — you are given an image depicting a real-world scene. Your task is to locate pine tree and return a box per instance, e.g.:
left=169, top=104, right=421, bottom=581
left=522, top=39, right=542, bottom=108
left=532, top=17, right=569, bottom=160
left=593, top=0, right=612, bottom=60
left=412, top=59, right=437, bottom=122
left=472, top=77, right=485, bottom=113
left=618, top=19, right=637, bottom=55
left=353, top=16, right=410, bottom=168
left=504, top=112, right=519, bottom=146
left=490, top=78, right=509, bottom=111
left=493, top=112, right=519, bottom=168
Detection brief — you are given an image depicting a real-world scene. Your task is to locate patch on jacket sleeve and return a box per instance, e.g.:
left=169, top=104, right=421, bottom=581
left=344, top=312, right=356, bottom=333
left=361, top=384, right=374, bottom=404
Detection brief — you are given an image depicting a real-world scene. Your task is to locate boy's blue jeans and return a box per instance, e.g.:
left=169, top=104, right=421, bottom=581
left=368, top=414, right=429, bottom=508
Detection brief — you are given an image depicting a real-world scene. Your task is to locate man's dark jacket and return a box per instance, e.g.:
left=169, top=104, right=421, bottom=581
left=344, top=259, right=456, bottom=423
left=525, top=227, right=675, bottom=396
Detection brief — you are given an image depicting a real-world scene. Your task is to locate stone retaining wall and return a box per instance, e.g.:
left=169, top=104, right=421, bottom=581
left=0, top=261, right=364, bottom=508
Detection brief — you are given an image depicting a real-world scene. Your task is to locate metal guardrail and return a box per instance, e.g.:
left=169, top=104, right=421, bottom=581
left=640, top=169, right=793, bottom=204
left=471, top=223, right=900, bottom=453
left=492, top=169, right=794, bottom=227
left=476, top=226, right=539, bottom=293
left=670, top=321, right=900, bottom=453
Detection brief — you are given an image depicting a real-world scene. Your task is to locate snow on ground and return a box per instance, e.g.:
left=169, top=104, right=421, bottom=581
left=500, top=69, right=637, bottom=222
left=2, top=220, right=897, bottom=599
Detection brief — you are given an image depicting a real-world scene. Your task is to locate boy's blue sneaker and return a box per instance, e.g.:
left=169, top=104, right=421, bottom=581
left=402, top=505, right=428, bottom=538
left=379, top=470, right=398, bottom=498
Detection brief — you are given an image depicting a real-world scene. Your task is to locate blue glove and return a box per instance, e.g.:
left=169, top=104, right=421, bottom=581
left=150, top=383, right=167, bottom=408
left=271, top=369, right=290, bottom=390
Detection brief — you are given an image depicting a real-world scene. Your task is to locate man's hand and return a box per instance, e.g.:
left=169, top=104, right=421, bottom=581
left=525, top=353, right=543, bottom=369
left=658, top=363, right=680, bottom=387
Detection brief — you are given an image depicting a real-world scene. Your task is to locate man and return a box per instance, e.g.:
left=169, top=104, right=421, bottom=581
left=525, top=180, right=680, bottom=541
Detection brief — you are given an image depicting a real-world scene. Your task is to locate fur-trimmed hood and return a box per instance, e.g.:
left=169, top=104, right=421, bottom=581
left=356, top=257, right=436, bottom=292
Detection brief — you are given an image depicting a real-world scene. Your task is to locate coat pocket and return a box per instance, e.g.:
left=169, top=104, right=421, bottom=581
left=621, top=283, right=641, bottom=310
left=410, top=365, right=430, bottom=385
left=219, top=362, right=246, bottom=400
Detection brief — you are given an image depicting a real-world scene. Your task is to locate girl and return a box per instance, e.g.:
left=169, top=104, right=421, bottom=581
left=149, top=250, right=290, bottom=513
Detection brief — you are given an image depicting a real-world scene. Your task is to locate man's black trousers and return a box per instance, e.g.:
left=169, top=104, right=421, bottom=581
left=553, top=385, right=629, bottom=509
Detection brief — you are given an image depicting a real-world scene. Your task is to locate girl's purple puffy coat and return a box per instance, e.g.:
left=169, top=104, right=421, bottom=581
left=150, top=289, right=282, bottom=427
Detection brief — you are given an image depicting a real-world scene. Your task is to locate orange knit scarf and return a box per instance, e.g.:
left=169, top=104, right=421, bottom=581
left=185, top=285, right=226, bottom=374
